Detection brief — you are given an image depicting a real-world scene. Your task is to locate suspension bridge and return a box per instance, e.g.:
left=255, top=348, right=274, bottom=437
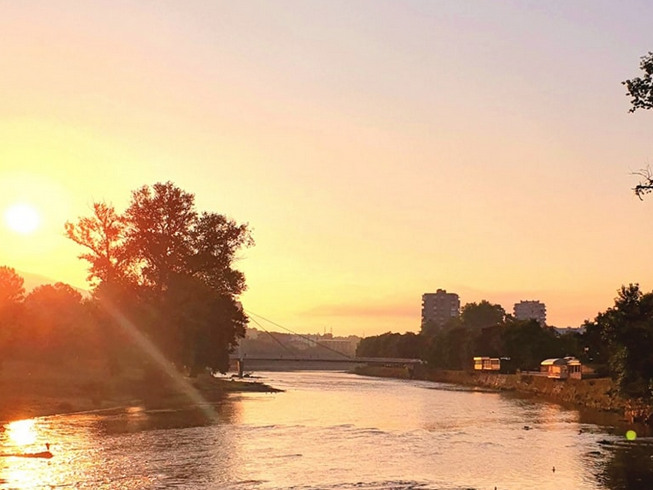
left=229, top=311, right=422, bottom=377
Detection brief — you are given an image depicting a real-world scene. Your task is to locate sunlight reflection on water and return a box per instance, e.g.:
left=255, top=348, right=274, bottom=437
left=0, top=372, right=651, bottom=489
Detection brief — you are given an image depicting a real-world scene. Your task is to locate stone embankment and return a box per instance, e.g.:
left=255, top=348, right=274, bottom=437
left=354, top=365, right=653, bottom=424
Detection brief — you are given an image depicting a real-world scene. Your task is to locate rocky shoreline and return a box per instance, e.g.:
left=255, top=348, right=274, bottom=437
left=354, top=365, right=653, bottom=425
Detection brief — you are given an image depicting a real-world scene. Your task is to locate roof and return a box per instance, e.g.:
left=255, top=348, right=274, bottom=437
left=541, top=357, right=581, bottom=366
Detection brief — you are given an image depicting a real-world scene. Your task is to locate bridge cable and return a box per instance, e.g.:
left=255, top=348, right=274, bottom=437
left=244, top=310, right=354, bottom=360
left=246, top=315, right=301, bottom=359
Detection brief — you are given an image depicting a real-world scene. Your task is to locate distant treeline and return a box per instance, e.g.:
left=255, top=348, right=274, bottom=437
left=357, top=290, right=653, bottom=401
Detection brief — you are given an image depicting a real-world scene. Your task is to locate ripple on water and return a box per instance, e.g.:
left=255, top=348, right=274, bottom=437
left=5, top=371, right=653, bottom=490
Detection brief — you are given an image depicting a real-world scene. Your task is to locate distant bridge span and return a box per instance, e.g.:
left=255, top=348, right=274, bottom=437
left=229, top=355, right=422, bottom=376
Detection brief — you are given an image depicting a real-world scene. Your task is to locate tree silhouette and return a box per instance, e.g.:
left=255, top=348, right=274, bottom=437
left=66, top=182, right=254, bottom=375
left=0, top=266, right=25, bottom=366
left=623, top=52, right=653, bottom=197
left=623, top=52, right=653, bottom=112
left=0, top=266, right=25, bottom=306
left=591, top=284, right=653, bottom=399
left=65, top=202, right=130, bottom=286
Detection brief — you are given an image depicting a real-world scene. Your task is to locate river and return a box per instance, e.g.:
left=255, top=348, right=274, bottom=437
left=1, top=371, right=652, bottom=490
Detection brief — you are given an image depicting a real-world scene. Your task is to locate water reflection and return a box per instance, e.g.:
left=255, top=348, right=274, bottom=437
left=1, top=418, right=55, bottom=489
left=0, top=373, right=652, bottom=489
left=596, top=439, right=653, bottom=490
left=5, top=420, right=38, bottom=446
left=0, top=398, right=243, bottom=489
left=93, top=400, right=240, bottom=435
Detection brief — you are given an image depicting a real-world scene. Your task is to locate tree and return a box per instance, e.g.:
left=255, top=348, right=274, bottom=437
left=0, top=266, right=25, bottom=306
left=123, top=183, right=197, bottom=293
left=623, top=52, right=653, bottom=113
left=623, top=52, right=653, bottom=197
left=21, top=283, right=93, bottom=362
left=460, top=301, right=506, bottom=330
left=66, top=182, right=254, bottom=375
left=501, top=319, right=562, bottom=371
left=474, top=324, right=505, bottom=358
left=0, top=266, right=25, bottom=364
left=592, top=284, right=653, bottom=399
left=357, top=332, right=400, bottom=358
left=65, top=202, right=130, bottom=286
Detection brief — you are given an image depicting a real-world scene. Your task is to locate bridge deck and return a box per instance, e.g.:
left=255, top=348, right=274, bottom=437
left=230, top=356, right=422, bottom=365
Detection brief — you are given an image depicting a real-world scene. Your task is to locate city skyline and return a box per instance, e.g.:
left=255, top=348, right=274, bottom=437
left=2, top=2, right=653, bottom=336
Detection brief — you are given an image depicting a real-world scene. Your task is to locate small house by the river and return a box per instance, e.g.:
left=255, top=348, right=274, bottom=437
left=540, top=357, right=582, bottom=380
left=473, top=357, right=515, bottom=373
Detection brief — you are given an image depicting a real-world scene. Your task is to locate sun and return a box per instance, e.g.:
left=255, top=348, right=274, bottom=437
left=4, top=203, right=41, bottom=234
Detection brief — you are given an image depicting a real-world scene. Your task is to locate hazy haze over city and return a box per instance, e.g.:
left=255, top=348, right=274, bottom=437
left=2, top=1, right=653, bottom=335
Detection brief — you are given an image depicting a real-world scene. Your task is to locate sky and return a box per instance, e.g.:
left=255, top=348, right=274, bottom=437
left=1, top=1, right=653, bottom=336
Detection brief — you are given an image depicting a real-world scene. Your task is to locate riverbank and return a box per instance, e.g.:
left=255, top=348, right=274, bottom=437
left=0, top=360, right=280, bottom=423
left=354, top=365, right=653, bottom=424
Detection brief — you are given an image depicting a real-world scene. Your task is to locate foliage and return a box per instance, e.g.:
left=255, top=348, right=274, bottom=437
left=623, top=52, right=653, bottom=197
left=632, top=167, right=653, bottom=199
left=362, top=299, right=582, bottom=372
left=623, top=52, right=653, bottom=112
left=65, top=181, right=254, bottom=375
left=361, top=284, right=653, bottom=402
left=0, top=266, right=25, bottom=359
left=588, top=284, right=653, bottom=399
left=424, top=326, right=474, bottom=370
left=65, top=202, right=130, bottom=286
left=473, top=324, right=504, bottom=358
left=578, top=318, right=610, bottom=366
left=356, top=332, right=424, bottom=359
left=20, top=283, right=95, bottom=362
left=460, top=300, right=505, bottom=330
left=0, top=268, right=103, bottom=368
left=0, top=266, right=25, bottom=306
left=500, top=319, right=563, bottom=371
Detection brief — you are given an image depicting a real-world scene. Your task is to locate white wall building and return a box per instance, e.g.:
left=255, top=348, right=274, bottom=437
left=513, top=300, right=547, bottom=326
left=422, top=289, right=460, bottom=327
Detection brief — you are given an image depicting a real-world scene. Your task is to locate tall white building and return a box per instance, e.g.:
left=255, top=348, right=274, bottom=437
left=422, top=289, right=460, bottom=327
left=513, top=300, right=547, bottom=326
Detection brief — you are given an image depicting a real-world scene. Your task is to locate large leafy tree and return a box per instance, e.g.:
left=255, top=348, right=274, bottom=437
left=460, top=300, right=506, bottom=330
left=591, top=284, right=653, bottom=399
left=66, top=182, right=254, bottom=375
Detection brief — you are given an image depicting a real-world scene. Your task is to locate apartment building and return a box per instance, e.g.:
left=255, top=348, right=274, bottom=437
left=421, top=289, right=460, bottom=327
left=513, top=300, right=547, bottom=326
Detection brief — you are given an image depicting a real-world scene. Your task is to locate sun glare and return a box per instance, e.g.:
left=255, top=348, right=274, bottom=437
left=4, top=203, right=41, bottom=234
left=6, top=419, right=37, bottom=446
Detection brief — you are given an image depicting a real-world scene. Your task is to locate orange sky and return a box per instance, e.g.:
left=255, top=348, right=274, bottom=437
left=2, top=1, right=653, bottom=335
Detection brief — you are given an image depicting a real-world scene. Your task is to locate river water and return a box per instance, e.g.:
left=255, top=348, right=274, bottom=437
left=1, top=371, right=653, bottom=490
